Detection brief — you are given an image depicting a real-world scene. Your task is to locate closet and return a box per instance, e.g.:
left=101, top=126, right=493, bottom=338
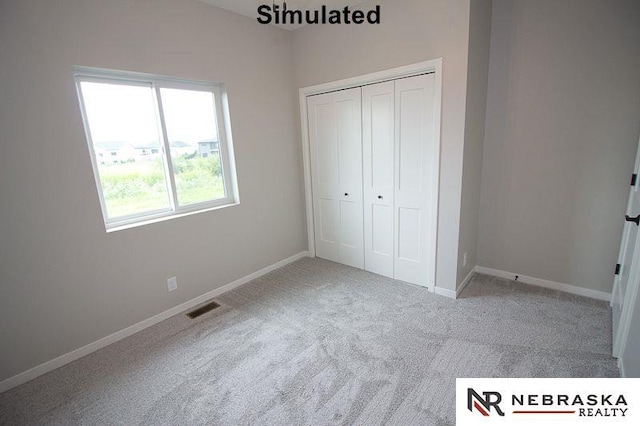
left=306, top=72, right=438, bottom=288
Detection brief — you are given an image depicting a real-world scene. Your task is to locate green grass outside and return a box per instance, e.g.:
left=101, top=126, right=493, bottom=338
left=98, top=155, right=224, bottom=218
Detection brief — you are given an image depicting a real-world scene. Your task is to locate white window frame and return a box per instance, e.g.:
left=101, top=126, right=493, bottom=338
left=74, top=67, right=239, bottom=231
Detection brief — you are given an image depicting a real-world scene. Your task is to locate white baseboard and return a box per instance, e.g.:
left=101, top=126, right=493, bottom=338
left=433, top=268, right=477, bottom=300
left=0, top=251, right=310, bottom=394
left=475, top=266, right=611, bottom=302
left=434, top=287, right=456, bottom=299
left=456, top=268, right=476, bottom=298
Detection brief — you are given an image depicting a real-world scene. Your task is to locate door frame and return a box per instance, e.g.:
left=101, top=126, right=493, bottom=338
left=298, top=58, right=443, bottom=290
left=612, top=135, right=640, bottom=371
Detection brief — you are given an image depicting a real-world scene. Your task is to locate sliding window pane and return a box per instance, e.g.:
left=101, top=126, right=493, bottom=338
left=160, top=88, right=226, bottom=206
left=80, top=81, right=170, bottom=219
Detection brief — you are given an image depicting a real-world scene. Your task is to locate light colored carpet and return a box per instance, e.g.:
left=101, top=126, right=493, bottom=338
left=0, top=258, right=618, bottom=425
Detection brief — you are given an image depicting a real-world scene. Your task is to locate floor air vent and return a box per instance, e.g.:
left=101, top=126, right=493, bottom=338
left=186, top=300, right=221, bottom=319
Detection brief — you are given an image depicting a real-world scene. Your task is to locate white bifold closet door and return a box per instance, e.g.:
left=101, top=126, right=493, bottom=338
left=362, top=74, right=436, bottom=287
left=307, top=87, right=364, bottom=269
left=362, top=81, right=395, bottom=278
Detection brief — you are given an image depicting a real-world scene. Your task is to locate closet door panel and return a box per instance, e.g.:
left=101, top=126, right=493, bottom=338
left=308, top=88, right=363, bottom=268
left=398, top=88, right=424, bottom=194
left=308, top=94, right=339, bottom=262
left=335, top=88, right=364, bottom=268
left=371, top=205, right=393, bottom=253
left=339, top=202, right=362, bottom=252
left=363, top=81, right=395, bottom=278
left=394, top=74, right=436, bottom=287
left=335, top=94, right=362, bottom=198
left=397, top=207, right=421, bottom=261
left=318, top=199, right=338, bottom=245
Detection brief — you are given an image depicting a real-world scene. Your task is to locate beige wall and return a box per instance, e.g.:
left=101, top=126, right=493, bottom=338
left=457, top=0, right=492, bottom=288
left=477, top=0, right=640, bottom=292
left=293, top=0, right=472, bottom=291
left=0, top=0, right=306, bottom=382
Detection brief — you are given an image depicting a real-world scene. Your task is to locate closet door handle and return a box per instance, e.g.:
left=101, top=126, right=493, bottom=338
left=344, top=193, right=349, bottom=197
left=626, top=214, right=640, bottom=226
left=378, top=195, right=383, bottom=199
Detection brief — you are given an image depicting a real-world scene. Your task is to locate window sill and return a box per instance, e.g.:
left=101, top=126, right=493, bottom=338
left=105, top=201, right=239, bottom=233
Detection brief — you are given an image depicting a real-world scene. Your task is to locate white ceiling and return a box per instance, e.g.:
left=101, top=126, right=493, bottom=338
left=199, top=0, right=369, bottom=31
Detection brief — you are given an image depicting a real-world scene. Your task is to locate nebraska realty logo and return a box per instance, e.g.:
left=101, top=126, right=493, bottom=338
left=468, top=388, right=505, bottom=416
left=457, top=378, right=639, bottom=425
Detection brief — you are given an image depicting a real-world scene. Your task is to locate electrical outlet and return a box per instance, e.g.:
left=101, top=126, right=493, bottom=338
left=463, top=252, right=468, bottom=267
left=167, top=276, right=178, bottom=292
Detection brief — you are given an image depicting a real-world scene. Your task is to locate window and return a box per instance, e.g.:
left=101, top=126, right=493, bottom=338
left=74, top=67, right=238, bottom=230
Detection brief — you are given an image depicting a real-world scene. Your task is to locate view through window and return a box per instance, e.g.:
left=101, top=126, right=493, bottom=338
left=75, top=69, right=237, bottom=229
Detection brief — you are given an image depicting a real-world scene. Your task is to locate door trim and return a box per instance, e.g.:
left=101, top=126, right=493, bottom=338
left=611, top=135, right=640, bottom=359
left=299, top=59, right=442, bottom=291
